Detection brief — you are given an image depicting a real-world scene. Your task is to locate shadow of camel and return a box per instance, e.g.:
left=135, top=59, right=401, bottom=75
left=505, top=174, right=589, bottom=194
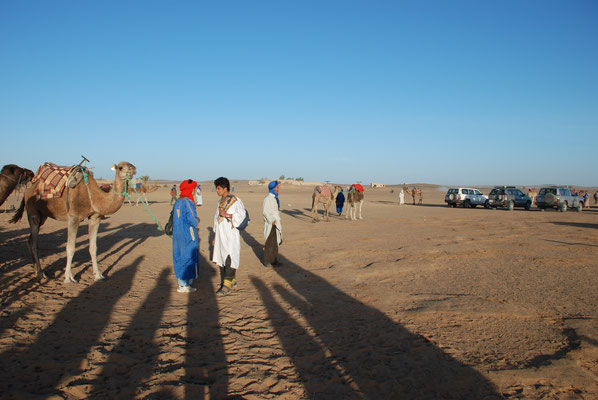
left=551, top=221, right=598, bottom=230
left=241, top=232, right=501, bottom=399
left=0, top=257, right=142, bottom=398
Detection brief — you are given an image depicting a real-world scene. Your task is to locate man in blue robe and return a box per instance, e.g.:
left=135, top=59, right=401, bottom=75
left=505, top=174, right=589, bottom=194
left=172, top=179, right=200, bottom=293
left=336, top=189, right=345, bottom=216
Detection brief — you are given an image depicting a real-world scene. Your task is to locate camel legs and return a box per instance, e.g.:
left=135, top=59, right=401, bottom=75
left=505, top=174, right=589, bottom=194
left=311, top=194, right=320, bottom=222
left=323, top=201, right=331, bottom=222
left=26, top=211, right=47, bottom=280
left=357, top=200, right=363, bottom=219
left=88, top=214, right=105, bottom=281
left=64, top=215, right=81, bottom=283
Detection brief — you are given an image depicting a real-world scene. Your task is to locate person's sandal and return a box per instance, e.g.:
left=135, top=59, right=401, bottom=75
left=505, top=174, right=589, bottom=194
left=216, top=280, right=232, bottom=296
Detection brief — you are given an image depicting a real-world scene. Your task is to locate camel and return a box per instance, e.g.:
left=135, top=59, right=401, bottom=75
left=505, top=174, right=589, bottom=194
left=10, top=161, right=136, bottom=282
left=0, top=164, right=34, bottom=211
left=311, top=184, right=341, bottom=222
left=345, top=185, right=365, bottom=220
left=127, top=182, right=159, bottom=206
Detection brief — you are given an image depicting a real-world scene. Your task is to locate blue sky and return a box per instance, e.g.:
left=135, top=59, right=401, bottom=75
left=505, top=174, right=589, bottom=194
left=1, top=1, right=596, bottom=186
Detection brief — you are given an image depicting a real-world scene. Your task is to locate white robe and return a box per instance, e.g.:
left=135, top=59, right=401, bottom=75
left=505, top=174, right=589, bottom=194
left=194, top=189, right=203, bottom=206
left=212, top=196, right=246, bottom=269
left=399, top=190, right=405, bottom=205
left=262, top=193, right=282, bottom=245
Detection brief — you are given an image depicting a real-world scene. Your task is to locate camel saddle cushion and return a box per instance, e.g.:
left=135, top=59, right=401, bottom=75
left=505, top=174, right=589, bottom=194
left=32, top=162, right=88, bottom=200
left=317, top=185, right=332, bottom=198
left=350, top=184, right=364, bottom=193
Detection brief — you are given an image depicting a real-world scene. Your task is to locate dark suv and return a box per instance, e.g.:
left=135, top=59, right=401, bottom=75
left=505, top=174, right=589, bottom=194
left=486, top=186, right=532, bottom=210
left=536, top=187, right=583, bottom=212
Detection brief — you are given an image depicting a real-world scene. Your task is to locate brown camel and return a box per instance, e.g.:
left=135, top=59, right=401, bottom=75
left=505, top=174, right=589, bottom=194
left=127, top=182, right=159, bottom=206
left=10, top=161, right=136, bottom=282
left=311, top=184, right=341, bottom=222
left=346, top=187, right=365, bottom=220
left=0, top=164, right=34, bottom=210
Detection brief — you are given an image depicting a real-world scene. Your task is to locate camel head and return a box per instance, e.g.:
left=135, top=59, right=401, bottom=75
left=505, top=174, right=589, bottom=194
left=1, top=164, right=34, bottom=183
left=111, top=162, right=136, bottom=181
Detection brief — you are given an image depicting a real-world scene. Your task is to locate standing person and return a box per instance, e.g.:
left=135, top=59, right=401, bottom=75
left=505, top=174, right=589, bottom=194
left=172, top=179, right=200, bottom=293
left=263, top=181, right=283, bottom=266
left=194, top=184, right=203, bottom=206
left=594, top=190, right=598, bottom=207
left=583, top=191, right=590, bottom=208
left=212, top=177, right=247, bottom=296
left=399, top=188, right=405, bottom=205
left=335, top=188, right=345, bottom=216
left=170, top=184, right=178, bottom=205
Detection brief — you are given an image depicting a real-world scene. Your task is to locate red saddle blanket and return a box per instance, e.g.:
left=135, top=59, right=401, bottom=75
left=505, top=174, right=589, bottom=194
left=350, top=184, right=364, bottom=193
left=32, top=162, right=76, bottom=200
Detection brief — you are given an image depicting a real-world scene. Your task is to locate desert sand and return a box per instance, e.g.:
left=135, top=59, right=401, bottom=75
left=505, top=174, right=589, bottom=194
left=1, top=183, right=597, bottom=399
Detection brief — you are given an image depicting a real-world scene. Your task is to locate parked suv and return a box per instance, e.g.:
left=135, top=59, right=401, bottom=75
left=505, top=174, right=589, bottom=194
left=486, top=186, right=532, bottom=210
left=445, top=188, right=488, bottom=208
left=536, top=187, right=583, bottom=212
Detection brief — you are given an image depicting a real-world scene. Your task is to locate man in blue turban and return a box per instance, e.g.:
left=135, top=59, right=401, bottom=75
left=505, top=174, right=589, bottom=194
left=262, top=180, right=282, bottom=266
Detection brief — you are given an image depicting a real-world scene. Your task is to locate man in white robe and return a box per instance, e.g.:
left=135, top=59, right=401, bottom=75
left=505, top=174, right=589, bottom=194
left=212, top=177, right=247, bottom=296
left=262, top=181, right=282, bottom=266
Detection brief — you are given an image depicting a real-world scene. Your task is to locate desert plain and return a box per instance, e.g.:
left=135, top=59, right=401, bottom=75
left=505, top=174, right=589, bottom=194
left=1, top=183, right=597, bottom=399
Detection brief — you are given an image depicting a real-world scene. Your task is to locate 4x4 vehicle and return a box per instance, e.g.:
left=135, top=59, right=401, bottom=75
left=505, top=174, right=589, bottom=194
left=536, top=187, right=583, bottom=212
left=486, top=186, right=532, bottom=210
left=445, top=188, right=488, bottom=208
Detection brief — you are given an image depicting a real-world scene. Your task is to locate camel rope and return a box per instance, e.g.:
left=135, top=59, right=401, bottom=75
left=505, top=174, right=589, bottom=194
left=116, top=179, right=163, bottom=231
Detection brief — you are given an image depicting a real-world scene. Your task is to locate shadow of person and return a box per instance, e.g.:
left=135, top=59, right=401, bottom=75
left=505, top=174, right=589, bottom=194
left=183, top=252, right=228, bottom=399
left=281, top=208, right=312, bottom=222
left=0, top=256, right=142, bottom=398
left=241, top=232, right=501, bottom=399
left=89, top=267, right=172, bottom=398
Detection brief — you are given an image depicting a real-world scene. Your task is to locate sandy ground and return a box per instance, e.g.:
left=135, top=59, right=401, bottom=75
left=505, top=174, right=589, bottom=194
left=1, top=183, right=597, bottom=399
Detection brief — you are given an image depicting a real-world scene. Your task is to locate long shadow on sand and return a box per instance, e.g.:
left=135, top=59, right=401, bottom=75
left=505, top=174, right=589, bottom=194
left=241, top=232, right=501, bottom=399
left=0, top=223, right=163, bottom=311
left=183, top=252, right=229, bottom=399
left=0, top=256, right=141, bottom=398
left=551, top=221, right=598, bottom=230
left=88, top=267, right=172, bottom=398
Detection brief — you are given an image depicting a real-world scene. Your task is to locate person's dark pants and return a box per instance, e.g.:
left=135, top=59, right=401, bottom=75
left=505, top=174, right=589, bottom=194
left=264, top=228, right=278, bottom=266
left=219, top=256, right=236, bottom=289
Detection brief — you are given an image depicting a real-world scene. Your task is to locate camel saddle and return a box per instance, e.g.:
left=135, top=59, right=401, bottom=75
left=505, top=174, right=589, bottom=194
left=316, top=185, right=332, bottom=198
left=32, top=162, right=90, bottom=200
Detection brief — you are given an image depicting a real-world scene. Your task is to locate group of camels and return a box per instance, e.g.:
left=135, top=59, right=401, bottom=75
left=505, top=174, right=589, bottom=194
left=311, top=184, right=364, bottom=222
left=4, top=161, right=136, bottom=282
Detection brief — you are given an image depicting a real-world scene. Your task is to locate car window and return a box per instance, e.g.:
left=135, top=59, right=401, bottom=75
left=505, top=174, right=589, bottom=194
left=474, top=190, right=482, bottom=195
left=516, top=190, right=524, bottom=196
left=540, top=188, right=556, bottom=195
left=490, top=189, right=498, bottom=195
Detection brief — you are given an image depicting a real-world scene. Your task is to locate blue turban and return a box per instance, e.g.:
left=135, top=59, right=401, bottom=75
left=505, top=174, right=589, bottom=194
left=268, top=181, right=280, bottom=209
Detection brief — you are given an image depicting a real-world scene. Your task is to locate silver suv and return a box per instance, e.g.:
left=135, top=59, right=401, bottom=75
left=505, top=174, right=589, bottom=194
left=445, top=188, right=488, bottom=208
left=536, top=187, right=583, bottom=212
left=487, top=186, right=532, bottom=210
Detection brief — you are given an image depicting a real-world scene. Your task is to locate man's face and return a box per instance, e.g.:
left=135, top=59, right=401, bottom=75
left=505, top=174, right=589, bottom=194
left=274, top=185, right=279, bottom=194
left=216, top=185, right=228, bottom=197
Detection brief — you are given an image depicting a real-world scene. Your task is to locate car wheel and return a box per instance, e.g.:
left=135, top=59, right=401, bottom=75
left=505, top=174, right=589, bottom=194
left=471, top=203, right=477, bottom=208
left=507, top=200, right=514, bottom=211
left=525, top=201, right=531, bottom=210
left=576, top=203, right=583, bottom=212
left=464, top=200, right=470, bottom=208
left=484, top=200, right=490, bottom=209
left=448, top=193, right=456, bottom=202
left=559, top=202, right=567, bottom=212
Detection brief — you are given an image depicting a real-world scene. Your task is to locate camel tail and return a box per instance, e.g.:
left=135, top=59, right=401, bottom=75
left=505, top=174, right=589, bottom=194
left=9, top=197, right=25, bottom=224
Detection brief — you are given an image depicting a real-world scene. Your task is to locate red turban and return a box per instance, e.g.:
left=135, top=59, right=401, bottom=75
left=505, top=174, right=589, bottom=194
left=179, top=179, right=197, bottom=202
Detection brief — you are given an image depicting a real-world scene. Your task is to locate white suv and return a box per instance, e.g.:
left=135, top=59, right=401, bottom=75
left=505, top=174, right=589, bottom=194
left=445, top=188, right=488, bottom=208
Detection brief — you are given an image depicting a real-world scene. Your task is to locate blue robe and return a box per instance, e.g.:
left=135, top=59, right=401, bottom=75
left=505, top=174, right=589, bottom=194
left=336, top=192, right=345, bottom=213
left=172, top=197, right=199, bottom=281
